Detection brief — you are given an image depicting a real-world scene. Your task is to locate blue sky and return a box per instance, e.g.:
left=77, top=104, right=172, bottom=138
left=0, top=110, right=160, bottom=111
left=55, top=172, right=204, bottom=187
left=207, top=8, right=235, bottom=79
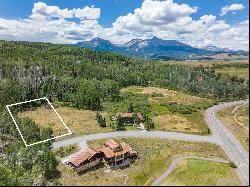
left=0, top=0, right=249, bottom=50
left=0, top=0, right=248, bottom=25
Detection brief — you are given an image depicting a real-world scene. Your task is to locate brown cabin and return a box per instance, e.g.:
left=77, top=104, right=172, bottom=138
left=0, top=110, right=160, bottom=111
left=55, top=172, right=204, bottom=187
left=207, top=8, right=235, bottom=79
left=67, top=147, right=102, bottom=172
left=99, top=139, right=137, bottom=170
left=119, top=112, right=143, bottom=124
left=67, top=139, right=137, bottom=172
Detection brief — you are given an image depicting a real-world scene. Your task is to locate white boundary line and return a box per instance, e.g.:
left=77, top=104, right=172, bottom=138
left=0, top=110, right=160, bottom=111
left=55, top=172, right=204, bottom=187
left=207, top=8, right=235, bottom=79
left=6, top=97, right=72, bottom=147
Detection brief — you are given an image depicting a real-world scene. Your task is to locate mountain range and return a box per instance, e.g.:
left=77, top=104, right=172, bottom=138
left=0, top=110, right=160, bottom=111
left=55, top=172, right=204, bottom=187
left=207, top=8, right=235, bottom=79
left=75, top=37, right=246, bottom=60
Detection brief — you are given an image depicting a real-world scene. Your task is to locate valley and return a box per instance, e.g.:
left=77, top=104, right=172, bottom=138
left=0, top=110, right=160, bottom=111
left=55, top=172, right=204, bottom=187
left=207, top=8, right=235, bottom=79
left=0, top=40, right=248, bottom=186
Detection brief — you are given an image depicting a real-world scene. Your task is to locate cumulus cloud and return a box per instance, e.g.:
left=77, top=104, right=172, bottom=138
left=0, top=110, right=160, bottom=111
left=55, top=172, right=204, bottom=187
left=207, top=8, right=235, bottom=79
left=103, top=0, right=248, bottom=50
left=0, top=0, right=248, bottom=50
left=110, top=0, right=197, bottom=38
left=0, top=2, right=102, bottom=43
left=220, top=4, right=244, bottom=16
left=30, top=2, right=100, bottom=20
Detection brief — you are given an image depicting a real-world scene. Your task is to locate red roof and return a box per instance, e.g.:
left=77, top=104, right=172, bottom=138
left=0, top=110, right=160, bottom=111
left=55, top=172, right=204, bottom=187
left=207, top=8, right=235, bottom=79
left=120, top=112, right=133, bottom=118
left=104, top=139, right=121, bottom=150
left=68, top=147, right=99, bottom=167
left=120, top=112, right=143, bottom=120
left=101, top=141, right=133, bottom=158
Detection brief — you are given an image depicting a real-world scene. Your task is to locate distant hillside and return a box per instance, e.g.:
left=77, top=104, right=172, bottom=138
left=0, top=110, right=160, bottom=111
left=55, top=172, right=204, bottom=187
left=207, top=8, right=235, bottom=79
left=75, top=37, right=249, bottom=61
left=75, top=36, right=208, bottom=60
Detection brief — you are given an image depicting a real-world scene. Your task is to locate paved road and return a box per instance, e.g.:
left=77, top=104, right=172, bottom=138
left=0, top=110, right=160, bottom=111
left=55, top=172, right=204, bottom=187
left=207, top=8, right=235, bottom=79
left=53, top=130, right=221, bottom=149
left=52, top=100, right=249, bottom=185
left=205, top=99, right=249, bottom=185
left=151, top=155, right=229, bottom=186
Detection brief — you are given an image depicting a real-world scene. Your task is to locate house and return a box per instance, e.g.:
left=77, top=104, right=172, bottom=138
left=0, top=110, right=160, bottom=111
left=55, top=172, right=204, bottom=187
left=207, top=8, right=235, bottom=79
left=99, top=139, right=137, bottom=170
left=67, top=139, right=137, bottom=172
left=119, top=112, right=143, bottom=125
left=67, top=147, right=102, bottom=172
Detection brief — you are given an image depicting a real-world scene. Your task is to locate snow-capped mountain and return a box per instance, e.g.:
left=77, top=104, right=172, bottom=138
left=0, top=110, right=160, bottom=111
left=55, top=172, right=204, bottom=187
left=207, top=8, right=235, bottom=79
left=202, top=45, right=234, bottom=52
left=75, top=36, right=207, bottom=60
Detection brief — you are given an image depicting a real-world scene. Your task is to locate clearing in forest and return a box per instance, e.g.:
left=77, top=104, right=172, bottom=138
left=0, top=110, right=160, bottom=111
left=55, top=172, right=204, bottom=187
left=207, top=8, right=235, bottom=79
left=120, top=86, right=208, bottom=105
left=7, top=97, right=72, bottom=146
left=119, top=86, right=213, bottom=135
left=19, top=105, right=114, bottom=136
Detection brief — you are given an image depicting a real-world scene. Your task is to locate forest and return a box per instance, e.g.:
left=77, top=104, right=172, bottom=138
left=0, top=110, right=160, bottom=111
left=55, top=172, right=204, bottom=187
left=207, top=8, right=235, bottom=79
left=0, top=40, right=249, bottom=185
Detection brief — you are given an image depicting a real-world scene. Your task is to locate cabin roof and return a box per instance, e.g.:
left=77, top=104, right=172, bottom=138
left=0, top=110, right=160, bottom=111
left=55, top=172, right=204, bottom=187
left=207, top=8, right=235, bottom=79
left=120, top=112, right=143, bottom=120
left=120, top=112, right=133, bottom=118
left=101, top=141, right=132, bottom=158
left=104, top=139, right=121, bottom=150
left=68, top=147, right=99, bottom=167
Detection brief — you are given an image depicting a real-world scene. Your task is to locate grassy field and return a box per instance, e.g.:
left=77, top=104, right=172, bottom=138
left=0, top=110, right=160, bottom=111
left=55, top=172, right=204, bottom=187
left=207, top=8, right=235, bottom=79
left=162, top=60, right=248, bottom=67
left=218, top=104, right=249, bottom=151
left=19, top=106, right=114, bottom=137
left=54, top=144, right=80, bottom=159
left=18, top=85, right=213, bottom=136
left=121, top=86, right=208, bottom=105
left=18, top=106, right=70, bottom=137
left=118, top=86, right=214, bottom=135
left=215, top=67, right=249, bottom=79
left=54, top=137, right=228, bottom=186
left=160, top=158, right=241, bottom=186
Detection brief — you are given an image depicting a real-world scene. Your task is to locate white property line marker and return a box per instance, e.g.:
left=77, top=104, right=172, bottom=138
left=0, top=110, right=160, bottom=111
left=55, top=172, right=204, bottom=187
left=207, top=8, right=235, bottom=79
left=6, top=97, right=72, bottom=147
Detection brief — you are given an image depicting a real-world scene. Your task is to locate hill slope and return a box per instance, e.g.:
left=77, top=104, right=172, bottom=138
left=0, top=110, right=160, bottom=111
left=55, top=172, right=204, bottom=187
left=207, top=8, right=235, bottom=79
left=75, top=36, right=206, bottom=60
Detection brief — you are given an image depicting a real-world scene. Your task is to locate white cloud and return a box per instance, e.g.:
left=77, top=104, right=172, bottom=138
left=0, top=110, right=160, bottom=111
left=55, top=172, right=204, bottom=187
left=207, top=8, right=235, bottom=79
left=0, top=2, right=102, bottom=43
left=110, top=0, right=197, bottom=38
left=30, top=2, right=100, bottom=20
left=0, top=1, right=248, bottom=50
left=220, top=4, right=244, bottom=16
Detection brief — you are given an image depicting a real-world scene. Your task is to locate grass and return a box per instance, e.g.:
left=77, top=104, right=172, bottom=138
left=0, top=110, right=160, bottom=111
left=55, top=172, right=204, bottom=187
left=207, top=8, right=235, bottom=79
left=124, top=125, right=138, bottom=131
left=161, top=60, right=249, bottom=67
left=215, top=67, right=249, bottom=79
left=117, top=86, right=214, bottom=135
left=160, top=158, right=241, bottom=186
left=19, top=106, right=114, bottom=137
left=235, top=104, right=249, bottom=128
left=55, top=137, right=228, bottom=186
left=18, top=106, right=70, bottom=137
left=121, top=86, right=210, bottom=105
left=54, top=144, right=80, bottom=159
left=218, top=104, right=249, bottom=151
left=153, top=111, right=210, bottom=135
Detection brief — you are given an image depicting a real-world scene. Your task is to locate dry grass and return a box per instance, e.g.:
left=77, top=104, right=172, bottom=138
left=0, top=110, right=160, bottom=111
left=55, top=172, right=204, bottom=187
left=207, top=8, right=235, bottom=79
left=152, top=114, right=200, bottom=134
left=55, top=137, right=228, bottom=186
left=19, top=106, right=114, bottom=137
left=235, top=105, right=249, bottom=128
left=18, top=106, right=69, bottom=137
left=162, top=60, right=248, bottom=67
left=215, top=67, right=249, bottom=79
left=120, top=86, right=212, bottom=135
left=218, top=104, right=249, bottom=151
left=121, top=86, right=207, bottom=105
left=160, top=159, right=241, bottom=186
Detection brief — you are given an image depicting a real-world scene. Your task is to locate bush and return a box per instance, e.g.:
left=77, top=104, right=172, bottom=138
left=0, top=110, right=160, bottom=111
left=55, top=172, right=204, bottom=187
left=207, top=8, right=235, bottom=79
left=229, top=161, right=237, bottom=168
left=151, top=92, right=164, bottom=97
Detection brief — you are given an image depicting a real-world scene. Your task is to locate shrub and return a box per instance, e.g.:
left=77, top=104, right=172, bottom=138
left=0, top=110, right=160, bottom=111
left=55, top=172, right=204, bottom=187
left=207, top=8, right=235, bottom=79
left=229, top=161, right=237, bottom=168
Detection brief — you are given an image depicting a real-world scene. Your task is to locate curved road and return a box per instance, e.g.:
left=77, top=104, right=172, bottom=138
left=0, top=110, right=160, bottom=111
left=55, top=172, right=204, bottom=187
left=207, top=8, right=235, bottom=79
left=53, top=130, right=221, bottom=149
left=151, top=155, right=229, bottom=186
left=205, top=99, right=249, bottom=185
left=52, top=100, right=249, bottom=185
